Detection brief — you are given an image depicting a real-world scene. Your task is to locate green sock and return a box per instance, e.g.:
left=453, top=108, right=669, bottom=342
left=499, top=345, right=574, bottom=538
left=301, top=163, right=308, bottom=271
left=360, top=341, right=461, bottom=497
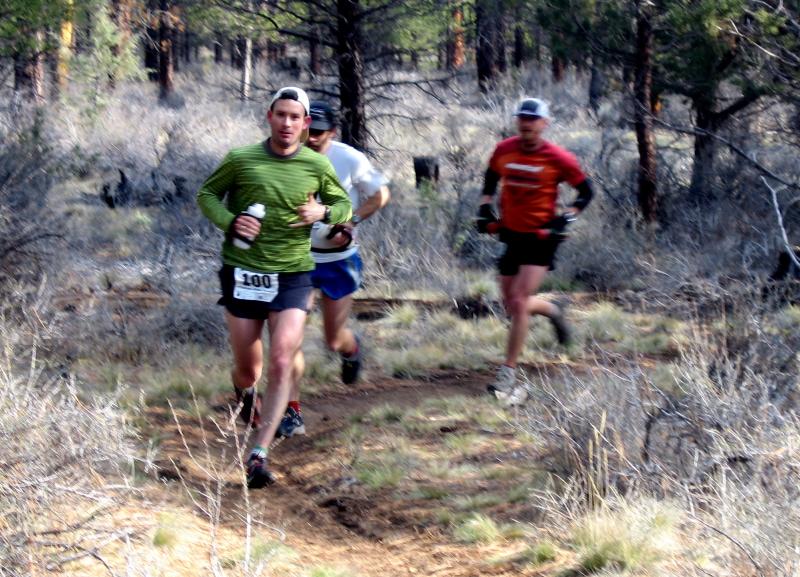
left=250, top=446, right=268, bottom=459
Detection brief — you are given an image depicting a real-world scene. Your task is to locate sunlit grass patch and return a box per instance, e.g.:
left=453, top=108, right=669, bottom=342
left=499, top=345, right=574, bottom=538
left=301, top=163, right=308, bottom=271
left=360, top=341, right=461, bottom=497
left=453, top=513, right=503, bottom=544
left=307, top=566, right=357, bottom=577
left=383, top=344, right=452, bottom=378
left=773, top=304, right=800, bottom=336
left=384, top=303, right=419, bottom=327
left=569, top=500, right=681, bottom=573
left=220, top=538, right=298, bottom=570
left=352, top=437, right=416, bottom=490
left=444, top=432, right=481, bottom=455
left=522, top=541, right=559, bottom=565
left=366, top=403, right=406, bottom=424
left=427, top=460, right=479, bottom=481
left=409, top=484, right=451, bottom=500
left=581, top=302, right=633, bottom=343
left=152, top=514, right=179, bottom=549
left=354, top=456, right=407, bottom=489
left=451, top=492, right=505, bottom=511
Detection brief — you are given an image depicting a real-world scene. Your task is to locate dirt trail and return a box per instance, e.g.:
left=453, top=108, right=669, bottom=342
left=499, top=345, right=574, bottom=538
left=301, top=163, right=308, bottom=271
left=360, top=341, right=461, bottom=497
left=150, top=369, right=551, bottom=577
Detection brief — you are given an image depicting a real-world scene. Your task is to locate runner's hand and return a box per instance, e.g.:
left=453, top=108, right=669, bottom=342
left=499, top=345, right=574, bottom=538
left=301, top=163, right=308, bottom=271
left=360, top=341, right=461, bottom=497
left=476, top=203, right=498, bottom=234
left=326, top=224, right=353, bottom=247
left=289, top=191, right=326, bottom=228
left=545, top=211, right=577, bottom=239
left=230, top=213, right=261, bottom=240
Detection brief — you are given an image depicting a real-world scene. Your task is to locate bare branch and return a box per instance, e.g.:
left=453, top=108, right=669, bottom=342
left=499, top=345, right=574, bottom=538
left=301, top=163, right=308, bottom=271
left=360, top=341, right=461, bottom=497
left=763, top=176, right=800, bottom=269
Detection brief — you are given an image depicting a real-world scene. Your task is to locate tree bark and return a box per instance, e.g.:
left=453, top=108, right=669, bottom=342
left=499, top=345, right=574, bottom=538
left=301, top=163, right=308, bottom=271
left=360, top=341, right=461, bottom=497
left=214, top=33, right=223, bottom=63
left=446, top=4, right=465, bottom=70
left=475, top=0, right=497, bottom=92
left=551, top=54, right=564, bottom=82
left=13, top=27, right=45, bottom=105
left=513, top=23, right=525, bottom=68
left=145, top=1, right=159, bottom=80
left=240, top=36, right=252, bottom=100
left=495, top=3, right=507, bottom=74
left=14, top=46, right=45, bottom=105
left=688, top=95, right=717, bottom=202
left=158, top=0, right=174, bottom=101
left=309, top=26, right=322, bottom=75
left=337, top=0, right=367, bottom=150
left=634, top=0, right=657, bottom=222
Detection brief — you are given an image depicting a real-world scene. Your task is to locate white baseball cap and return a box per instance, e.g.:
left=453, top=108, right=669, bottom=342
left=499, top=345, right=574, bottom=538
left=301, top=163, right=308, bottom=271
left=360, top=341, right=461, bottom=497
left=513, top=97, right=550, bottom=119
left=269, top=86, right=310, bottom=115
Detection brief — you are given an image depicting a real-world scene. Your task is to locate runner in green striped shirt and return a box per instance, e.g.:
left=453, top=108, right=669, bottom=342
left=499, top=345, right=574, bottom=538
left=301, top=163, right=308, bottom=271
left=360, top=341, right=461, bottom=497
left=197, top=87, right=352, bottom=488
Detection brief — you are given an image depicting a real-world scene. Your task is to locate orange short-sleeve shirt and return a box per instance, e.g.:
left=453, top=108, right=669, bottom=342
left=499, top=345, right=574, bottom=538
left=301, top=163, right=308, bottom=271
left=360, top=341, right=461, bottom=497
left=489, top=137, right=585, bottom=232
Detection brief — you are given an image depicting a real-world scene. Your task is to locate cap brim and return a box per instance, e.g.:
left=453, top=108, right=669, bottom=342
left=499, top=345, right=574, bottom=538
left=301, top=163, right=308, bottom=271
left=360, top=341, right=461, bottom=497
left=309, top=119, right=334, bottom=131
left=514, top=112, right=545, bottom=119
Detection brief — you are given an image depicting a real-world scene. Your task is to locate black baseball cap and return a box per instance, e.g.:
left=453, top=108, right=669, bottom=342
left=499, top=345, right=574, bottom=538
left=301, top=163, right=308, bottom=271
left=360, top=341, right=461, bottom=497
left=513, top=98, right=550, bottom=119
left=309, top=101, right=336, bottom=131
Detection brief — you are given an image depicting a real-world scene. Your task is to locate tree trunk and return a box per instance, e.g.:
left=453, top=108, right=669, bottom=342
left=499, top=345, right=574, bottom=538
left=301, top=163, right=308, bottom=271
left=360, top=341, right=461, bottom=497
left=309, top=27, right=322, bottom=75
left=240, top=35, right=252, bottom=101
left=13, top=33, right=45, bottom=105
left=183, top=30, right=191, bottom=63
left=689, top=96, right=717, bottom=203
left=551, top=54, right=564, bottom=82
left=588, top=63, right=605, bottom=112
left=495, top=4, right=507, bottom=74
left=513, top=23, right=525, bottom=68
left=214, top=34, right=223, bottom=63
left=52, top=0, right=74, bottom=96
left=158, top=0, right=174, bottom=101
left=446, top=4, right=465, bottom=70
left=475, top=0, right=497, bottom=92
left=634, top=0, right=657, bottom=222
left=337, top=0, right=367, bottom=150
left=145, top=1, right=159, bottom=80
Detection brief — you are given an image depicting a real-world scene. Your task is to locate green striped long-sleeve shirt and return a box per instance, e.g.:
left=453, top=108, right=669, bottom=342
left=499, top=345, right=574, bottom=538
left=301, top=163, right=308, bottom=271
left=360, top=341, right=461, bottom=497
left=197, top=141, right=352, bottom=273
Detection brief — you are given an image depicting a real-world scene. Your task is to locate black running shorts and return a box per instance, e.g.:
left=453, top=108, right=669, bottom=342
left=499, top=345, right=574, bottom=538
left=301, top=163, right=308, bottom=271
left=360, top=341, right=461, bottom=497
left=218, top=265, right=313, bottom=319
left=497, top=229, right=563, bottom=276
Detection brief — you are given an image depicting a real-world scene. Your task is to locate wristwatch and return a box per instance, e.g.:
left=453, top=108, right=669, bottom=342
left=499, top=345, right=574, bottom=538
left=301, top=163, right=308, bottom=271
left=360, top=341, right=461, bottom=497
left=322, top=205, right=331, bottom=223
left=351, top=214, right=363, bottom=226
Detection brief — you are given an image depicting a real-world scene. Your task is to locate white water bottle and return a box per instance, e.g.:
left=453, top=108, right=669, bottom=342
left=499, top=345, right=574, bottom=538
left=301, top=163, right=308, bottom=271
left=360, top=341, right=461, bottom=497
left=233, top=203, right=265, bottom=249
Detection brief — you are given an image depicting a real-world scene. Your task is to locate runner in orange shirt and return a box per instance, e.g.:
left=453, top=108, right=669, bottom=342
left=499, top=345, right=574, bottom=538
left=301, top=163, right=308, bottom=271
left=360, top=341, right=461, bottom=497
left=476, top=97, right=593, bottom=406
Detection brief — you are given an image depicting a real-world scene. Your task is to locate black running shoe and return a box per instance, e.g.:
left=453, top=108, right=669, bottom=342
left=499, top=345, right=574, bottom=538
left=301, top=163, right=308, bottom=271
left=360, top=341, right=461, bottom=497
left=276, top=406, right=306, bottom=438
left=341, top=336, right=362, bottom=385
left=235, top=386, right=261, bottom=427
left=549, top=301, right=572, bottom=346
left=246, top=451, right=275, bottom=489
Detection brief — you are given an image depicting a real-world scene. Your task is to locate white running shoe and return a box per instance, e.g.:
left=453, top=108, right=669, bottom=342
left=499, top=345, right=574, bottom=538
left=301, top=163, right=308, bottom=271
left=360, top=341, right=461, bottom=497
left=497, top=384, right=530, bottom=407
left=487, top=364, right=517, bottom=395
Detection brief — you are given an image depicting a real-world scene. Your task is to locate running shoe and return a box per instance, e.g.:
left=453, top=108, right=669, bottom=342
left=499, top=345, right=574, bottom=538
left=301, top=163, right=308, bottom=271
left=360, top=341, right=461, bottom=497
left=276, top=406, right=306, bottom=438
left=488, top=366, right=530, bottom=407
left=246, top=451, right=275, bottom=489
left=549, top=301, right=572, bottom=346
left=235, top=386, right=261, bottom=427
left=341, top=336, right=362, bottom=385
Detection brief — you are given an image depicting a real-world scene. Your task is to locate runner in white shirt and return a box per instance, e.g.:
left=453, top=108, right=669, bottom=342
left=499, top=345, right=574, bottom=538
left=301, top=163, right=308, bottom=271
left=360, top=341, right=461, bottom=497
left=278, top=100, right=390, bottom=438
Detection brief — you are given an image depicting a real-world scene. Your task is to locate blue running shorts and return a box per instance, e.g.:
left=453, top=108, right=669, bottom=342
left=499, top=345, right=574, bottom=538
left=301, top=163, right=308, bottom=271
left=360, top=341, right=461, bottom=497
left=311, top=252, right=363, bottom=300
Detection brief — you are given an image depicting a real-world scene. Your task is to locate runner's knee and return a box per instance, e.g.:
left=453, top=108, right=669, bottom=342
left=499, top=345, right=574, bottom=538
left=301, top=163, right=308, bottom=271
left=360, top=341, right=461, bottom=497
left=233, top=365, right=261, bottom=388
left=506, top=294, right=528, bottom=317
left=268, top=351, right=294, bottom=378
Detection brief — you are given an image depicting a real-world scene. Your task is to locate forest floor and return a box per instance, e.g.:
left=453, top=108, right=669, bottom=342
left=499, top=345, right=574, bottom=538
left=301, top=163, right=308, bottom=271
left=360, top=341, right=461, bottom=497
left=57, top=288, right=709, bottom=577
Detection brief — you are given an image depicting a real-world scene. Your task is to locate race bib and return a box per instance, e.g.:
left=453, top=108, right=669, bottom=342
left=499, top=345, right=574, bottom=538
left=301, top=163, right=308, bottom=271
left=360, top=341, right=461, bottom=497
left=233, top=267, right=278, bottom=302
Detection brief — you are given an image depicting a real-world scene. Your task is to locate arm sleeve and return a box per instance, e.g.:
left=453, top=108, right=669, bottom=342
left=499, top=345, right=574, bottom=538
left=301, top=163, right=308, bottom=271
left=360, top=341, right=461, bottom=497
left=196, top=152, right=237, bottom=232
left=572, top=179, right=593, bottom=211
left=318, top=162, right=353, bottom=224
left=482, top=167, right=501, bottom=197
left=352, top=150, right=388, bottom=198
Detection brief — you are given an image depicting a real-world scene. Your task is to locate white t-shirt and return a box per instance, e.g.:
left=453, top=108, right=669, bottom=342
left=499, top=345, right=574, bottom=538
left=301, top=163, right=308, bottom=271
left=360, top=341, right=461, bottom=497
left=311, top=140, right=387, bottom=263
